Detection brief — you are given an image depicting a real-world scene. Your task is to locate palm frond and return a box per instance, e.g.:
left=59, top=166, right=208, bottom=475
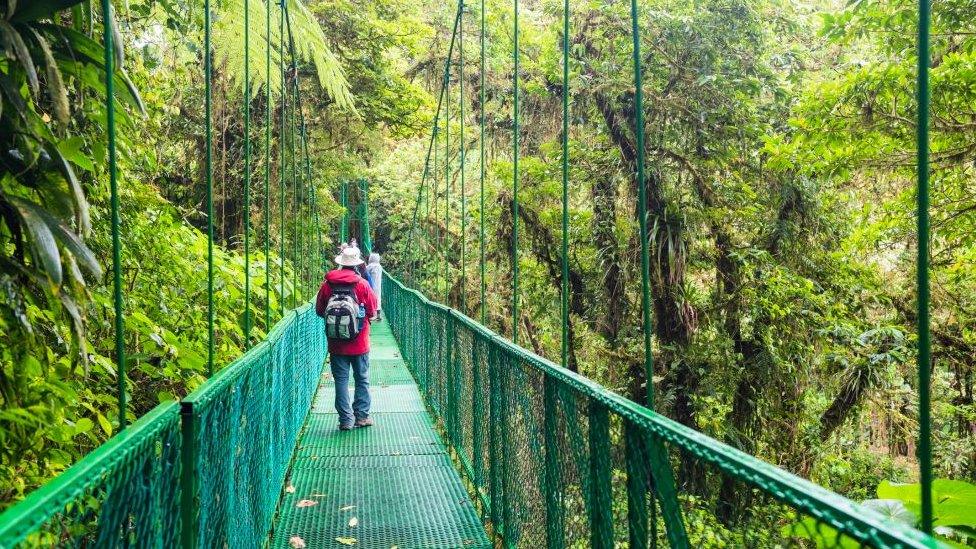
left=213, top=0, right=354, bottom=110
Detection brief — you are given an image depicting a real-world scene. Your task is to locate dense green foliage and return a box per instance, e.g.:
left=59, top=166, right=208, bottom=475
left=0, top=0, right=422, bottom=505
left=0, top=0, right=973, bottom=541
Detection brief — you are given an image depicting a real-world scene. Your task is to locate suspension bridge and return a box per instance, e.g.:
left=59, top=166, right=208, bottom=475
left=0, top=0, right=944, bottom=546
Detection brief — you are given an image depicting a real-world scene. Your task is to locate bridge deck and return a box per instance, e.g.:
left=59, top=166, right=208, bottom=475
left=269, top=321, right=490, bottom=548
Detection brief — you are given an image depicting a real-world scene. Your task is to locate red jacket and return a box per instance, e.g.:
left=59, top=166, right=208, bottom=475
left=315, top=268, right=378, bottom=355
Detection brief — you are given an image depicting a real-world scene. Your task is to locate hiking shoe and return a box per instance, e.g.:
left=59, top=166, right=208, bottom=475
left=338, top=423, right=354, bottom=431
left=354, top=417, right=374, bottom=428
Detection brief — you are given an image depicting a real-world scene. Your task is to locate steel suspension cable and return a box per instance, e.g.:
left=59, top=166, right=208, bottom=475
left=278, top=0, right=286, bottom=315
left=101, top=0, right=126, bottom=429
left=403, top=2, right=463, bottom=284
left=459, top=9, right=466, bottom=312
left=434, top=123, right=440, bottom=295
left=243, top=0, right=252, bottom=347
left=630, top=0, right=654, bottom=408
left=560, top=0, right=569, bottom=369
left=479, top=0, right=486, bottom=325
left=512, top=0, right=520, bottom=344
left=915, top=0, right=933, bottom=533
left=280, top=25, right=318, bottom=283
left=340, top=180, right=348, bottom=242
left=289, top=61, right=299, bottom=307
left=444, top=59, right=450, bottom=305
left=205, top=0, right=215, bottom=375
left=264, top=0, right=272, bottom=331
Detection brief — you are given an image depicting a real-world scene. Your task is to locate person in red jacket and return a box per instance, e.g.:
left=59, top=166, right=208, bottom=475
left=315, top=246, right=379, bottom=430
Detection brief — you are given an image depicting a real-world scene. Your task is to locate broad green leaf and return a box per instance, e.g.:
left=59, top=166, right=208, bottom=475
left=9, top=196, right=101, bottom=281
left=119, top=68, right=146, bottom=116
left=877, top=480, right=976, bottom=528
left=9, top=196, right=63, bottom=287
left=73, top=417, right=93, bottom=434
left=96, top=413, right=113, bottom=437
left=56, top=137, right=95, bottom=172
left=10, top=0, right=86, bottom=23
left=27, top=27, right=69, bottom=123
left=47, top=145, right=91, bottom=235
left=0, top=20, right=39, bottom=96
left=861, top=499, right=915, bottom=526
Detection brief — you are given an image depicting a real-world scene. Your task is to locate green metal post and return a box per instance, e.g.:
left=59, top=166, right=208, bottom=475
left=205, top=0, right=214, bottom=376
left=624, top=421, right=649, bottom=548
left=511, top=0, right=520, bottom=345
left=179, top=403, right=197, bottom=548
left=589, top=404, right=612, bottom=549
left=544, top=375, right=564, bottom=548
left=915, top=0, right=933, bottom=533
left=472, top=335, right=485, bottom=489
left=101, top=0, right=126, bottom=429
left=243, top=0, right=252, bottom=347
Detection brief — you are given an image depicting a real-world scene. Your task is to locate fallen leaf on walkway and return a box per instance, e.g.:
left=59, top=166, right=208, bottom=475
left=285, top=485, right=296, bottom=494
left=336, top=537, right=357, bottom=545
left=339, top=505, right=356, bottom=511
left=348, top=517, right=359, bottom=527
left=288, top=536, right=306, bottom=548
left=296, top=500, right=318, bottom=508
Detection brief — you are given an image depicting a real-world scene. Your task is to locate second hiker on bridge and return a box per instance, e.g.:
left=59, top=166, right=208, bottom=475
left=316, top=245, right=379, bottom=431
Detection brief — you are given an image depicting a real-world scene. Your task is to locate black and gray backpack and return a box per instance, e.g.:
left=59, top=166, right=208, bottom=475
left=324, top=283, right=360, bottom=341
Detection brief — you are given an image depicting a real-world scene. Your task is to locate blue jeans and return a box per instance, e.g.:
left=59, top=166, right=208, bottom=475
left=330, top=353, right=370, bottom=426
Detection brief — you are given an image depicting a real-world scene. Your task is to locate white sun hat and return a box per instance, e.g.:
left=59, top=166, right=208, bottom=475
left=335, top=246, right=365, bottom=267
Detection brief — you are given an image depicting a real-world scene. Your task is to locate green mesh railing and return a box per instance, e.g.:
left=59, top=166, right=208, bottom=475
left=0, top=303, right=326, bottom=548
left=0, top=403, right=182, bottom=548
left=383, top=272, right=942, bottom=549
left=180, top=302, right=326, bottom=547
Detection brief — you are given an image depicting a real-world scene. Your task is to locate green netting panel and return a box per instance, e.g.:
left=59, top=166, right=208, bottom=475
left=0, top=403, right=182, bottom=548
left=181, top=302, right=326, bottom=547
left=383, top=271, right=942, bottom=548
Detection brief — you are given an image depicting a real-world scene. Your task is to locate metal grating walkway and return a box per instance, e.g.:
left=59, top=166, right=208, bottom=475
left=269, top=321, right=491, bottom=548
